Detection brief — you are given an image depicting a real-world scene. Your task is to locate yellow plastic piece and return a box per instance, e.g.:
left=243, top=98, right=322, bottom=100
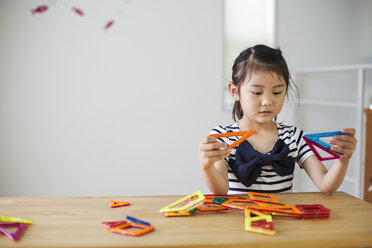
left=0, top=216, right=33, bottom=224
left=159, top=190, right=205, bottom=213
left=245, top=209, right=275, bottom=235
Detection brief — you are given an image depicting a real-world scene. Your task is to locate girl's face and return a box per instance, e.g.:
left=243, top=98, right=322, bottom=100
left=230, top=70, right=287, bottom=124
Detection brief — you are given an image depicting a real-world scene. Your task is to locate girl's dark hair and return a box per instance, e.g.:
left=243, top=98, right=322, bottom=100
left=231, top=44, right=296, bottom=121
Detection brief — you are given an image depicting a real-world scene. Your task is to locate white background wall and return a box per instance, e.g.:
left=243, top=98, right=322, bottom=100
left=0, top=0, right=230, bottom=196
left=1, top=0, right=371, bottom=197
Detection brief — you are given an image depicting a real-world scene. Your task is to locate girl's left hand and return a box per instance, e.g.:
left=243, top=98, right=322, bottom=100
left=330, top=128, right=357, bottom=162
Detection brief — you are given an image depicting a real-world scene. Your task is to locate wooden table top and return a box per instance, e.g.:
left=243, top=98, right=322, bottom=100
left=0, top=191, right=372, bottom=248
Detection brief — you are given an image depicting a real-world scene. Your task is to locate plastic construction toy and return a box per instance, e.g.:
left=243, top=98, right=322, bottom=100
left=295, top=204, right=331, bottom=218
left=125, top=216, right=151, bottom=226
left=303, top=131, right=347, bottom=161
left=159, top=190, right=205, bottom=214
left=245, top=209, right=275, bottom=235
left=0, top=216, right=33, bottom=224
left=0, top=216, right=33, bottom=242
left=209, top=130, right=257, bottom=149
left=221, top=198, right=260, bottom=211
left=248, top=201, right=302, bottom=217
left=164, top=207, right=198, bottom=217
left=248, top=192, right=279, bottom=203
left=102, top=219, right=155, bottom=237
left=109, top=200, right=130, bottom=208
left=0, top=223, right=28, bottom=242
left=197, top=199, right=230, bottom=212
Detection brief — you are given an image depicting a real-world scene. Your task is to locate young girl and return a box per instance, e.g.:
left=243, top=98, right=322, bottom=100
left=199, top=44, right=357, bottom=195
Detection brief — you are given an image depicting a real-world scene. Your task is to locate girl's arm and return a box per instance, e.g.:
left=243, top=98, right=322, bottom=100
left=199, top=136, right=230, bottom=194
left=302, top=128, right=357, bottom=195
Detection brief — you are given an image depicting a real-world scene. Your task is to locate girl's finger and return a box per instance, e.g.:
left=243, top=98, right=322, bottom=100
left=201, top=149, right=231, bottom=158
left=330, top=140, right=351, bottom=148
left=330, top=145, right=353, bottom=157
left=201, top=141, right=227, bottom=151
left=341, top=128, right=356, bottom=136
left=203, top=136, right=218, bottom=144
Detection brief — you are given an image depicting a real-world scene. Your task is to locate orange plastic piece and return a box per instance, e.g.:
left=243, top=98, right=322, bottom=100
left=247, top=201, right=302, bottom=216
left=245, top=208, right=275, bottom=235
left=110, top=222, right=155, bottom=236
left=165, top=211, right=191, bottom=217
left=197, top=199, right=230, bottom=212
left=248, top=192, right=279, bottom=203
left=109, top=200, right=131, bottom=208
left=209, top=130, right=257, bottom=149
left=221, top=198, right=260, bottom=210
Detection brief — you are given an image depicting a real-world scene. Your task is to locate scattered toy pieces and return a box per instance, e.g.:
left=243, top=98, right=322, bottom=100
left=101, top=218, right=154, bottom=237
left=158, top=191, right=331, bottom=236
left=0, top=216, right=33, bottom=242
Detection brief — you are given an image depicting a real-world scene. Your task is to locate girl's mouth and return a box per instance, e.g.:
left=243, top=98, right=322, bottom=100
left=259, top=111, right=272, bottom=114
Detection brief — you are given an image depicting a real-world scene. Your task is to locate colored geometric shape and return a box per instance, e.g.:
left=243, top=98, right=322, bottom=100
left=244, top=208, right=275, bottom=235
left=110, top=222, right=155, bottom=236
left=0, top=223, right=28, bottom=241
left=197, top=199, right=230, bottom=212
left=295, top=204, right=331, bottom=218
left=247, top=201, right=302, bottom=217
left=109, top=200, right=131, bottom=208
left=125, top=216, right=151, bottom=226
left=159, top=190, right=205, bottom=213
left=209, top=130, right=257, bottom=149
left=248, top=192, right=279, bottom=203
left=221, top=198, right=260, bottom=210
left=101, top=221, right=128, bottom=230
left=165, top=211, right=191, bottom=217
left=0, top=216, right=33, bottom=224
left=303, top=131, right=347, bottom=161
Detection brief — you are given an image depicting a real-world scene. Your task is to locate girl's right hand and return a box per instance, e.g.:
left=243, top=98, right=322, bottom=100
left=199, top=136, right=231, bottom=170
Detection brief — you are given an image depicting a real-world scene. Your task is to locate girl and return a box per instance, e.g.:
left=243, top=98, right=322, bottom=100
left=199, top=44, right=357, bottom=195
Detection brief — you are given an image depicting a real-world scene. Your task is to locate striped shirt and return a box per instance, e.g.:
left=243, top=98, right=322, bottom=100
left=209, top=122, right=314, bottom=194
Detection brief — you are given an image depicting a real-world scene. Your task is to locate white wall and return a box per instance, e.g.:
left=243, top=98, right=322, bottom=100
left=0, top=0, right=231, bottom=196
left=276, top=0, right=372, bottom=193
left=2, top=0, right=371, bottom=197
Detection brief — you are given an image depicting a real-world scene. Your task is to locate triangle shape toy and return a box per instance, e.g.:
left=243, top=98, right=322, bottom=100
left=303, top=131, right=346, bottom=161
left=109, top=200, right=130, bottom=208
left=0, top=223, right=27, bottom=242
left=209, top=130, right=257, bottom=149
left=244, top=209, right=275, bottom=235
left=159, top=190, right=205, bottom=213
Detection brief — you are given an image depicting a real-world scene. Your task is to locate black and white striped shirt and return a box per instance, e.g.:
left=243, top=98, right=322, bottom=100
left=209, top=122, right=313, bottom=194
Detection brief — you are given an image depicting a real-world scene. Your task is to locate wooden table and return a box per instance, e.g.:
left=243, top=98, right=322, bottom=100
left=0, top=192, right=372, bottom=248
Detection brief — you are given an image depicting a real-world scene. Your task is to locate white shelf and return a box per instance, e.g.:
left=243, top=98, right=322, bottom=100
left=298, top=99, right=359, bottom=108
left=294, top=64, right=372, bottom=198
left=344, top=176, right=357, bottom=184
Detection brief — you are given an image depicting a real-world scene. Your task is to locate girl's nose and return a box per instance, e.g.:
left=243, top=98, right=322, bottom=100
left=261, top=94, right=273, bottom=106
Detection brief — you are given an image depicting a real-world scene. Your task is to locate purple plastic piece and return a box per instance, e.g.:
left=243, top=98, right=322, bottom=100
left=0, top=223, right=27, bottom=241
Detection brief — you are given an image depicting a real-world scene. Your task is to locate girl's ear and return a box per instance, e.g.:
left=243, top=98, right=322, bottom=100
left=228, top=82, right=240, bottom=101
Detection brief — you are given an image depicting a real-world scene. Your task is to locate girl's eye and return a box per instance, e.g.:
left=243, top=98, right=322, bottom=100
left=251, top=91, right=262, bottom=95
left=273, top=91, right=283, bottom=95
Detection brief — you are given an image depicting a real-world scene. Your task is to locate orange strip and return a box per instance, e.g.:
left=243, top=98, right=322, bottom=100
left=209, top=130, right=257, bottom=149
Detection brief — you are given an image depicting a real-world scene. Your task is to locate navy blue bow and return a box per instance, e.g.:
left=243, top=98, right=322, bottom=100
left=228, top=139, right=295, bottom=187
